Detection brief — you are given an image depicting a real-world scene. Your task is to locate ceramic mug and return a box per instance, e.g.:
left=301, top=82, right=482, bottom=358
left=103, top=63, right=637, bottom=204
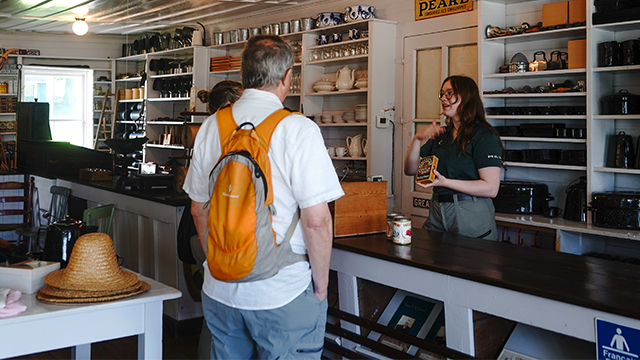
left=348, top=28, right=360, bottom=40
left=317, top=34, right=329, bottom=46
left=336, top=146, right=348, bottom=157
left=327, top=146, right=336, bottom=156
left=332, top=32, right=343, bottom=43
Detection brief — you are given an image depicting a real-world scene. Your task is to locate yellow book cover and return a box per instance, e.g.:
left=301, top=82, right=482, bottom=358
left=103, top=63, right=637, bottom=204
left=415, top=155, right=438, bottom=185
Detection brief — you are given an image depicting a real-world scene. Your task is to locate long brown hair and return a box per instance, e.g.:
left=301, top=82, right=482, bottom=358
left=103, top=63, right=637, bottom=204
left=442, top=75, right=500, bottom=155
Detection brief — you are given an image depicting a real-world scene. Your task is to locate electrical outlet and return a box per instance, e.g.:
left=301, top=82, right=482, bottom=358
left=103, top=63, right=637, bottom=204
left=376, top=115, right=389, bottom=128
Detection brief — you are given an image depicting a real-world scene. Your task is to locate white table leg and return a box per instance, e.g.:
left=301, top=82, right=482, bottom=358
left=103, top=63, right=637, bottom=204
left=138, top=301, right=163, bottom=360
left=71, top=343, right=91, bottom=360
left=444, top=303, right=475, bottom=356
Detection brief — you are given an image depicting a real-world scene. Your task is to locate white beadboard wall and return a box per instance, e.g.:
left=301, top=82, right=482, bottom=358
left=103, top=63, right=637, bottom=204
left=0, top=31, right=125, bottom=59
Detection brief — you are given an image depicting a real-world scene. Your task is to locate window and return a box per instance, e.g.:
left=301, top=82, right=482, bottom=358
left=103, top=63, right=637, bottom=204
left=21, top=66, right=94, bottom=148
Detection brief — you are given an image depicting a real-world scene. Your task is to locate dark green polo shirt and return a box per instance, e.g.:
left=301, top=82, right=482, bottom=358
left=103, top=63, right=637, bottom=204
left=419, top=121, right=502, bottom=196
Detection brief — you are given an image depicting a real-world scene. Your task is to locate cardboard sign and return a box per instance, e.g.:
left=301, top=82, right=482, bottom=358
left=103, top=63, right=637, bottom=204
left=415, top=0, right=473, bottom=21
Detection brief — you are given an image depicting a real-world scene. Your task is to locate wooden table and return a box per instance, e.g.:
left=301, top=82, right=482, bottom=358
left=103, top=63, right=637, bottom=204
left=0, top=274, right=181, bottom=359
left=331, top=228, right=640, bottom=357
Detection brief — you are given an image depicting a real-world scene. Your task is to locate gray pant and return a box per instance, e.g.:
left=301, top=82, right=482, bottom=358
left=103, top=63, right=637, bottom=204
left=424, top=196, right=498, bottom=240
left=202, top=282, right=327, bottom=359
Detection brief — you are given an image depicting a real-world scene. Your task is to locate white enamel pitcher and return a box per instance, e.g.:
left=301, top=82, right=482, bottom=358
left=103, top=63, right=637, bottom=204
left=346, top=134, right=364, bottom=157
left=335, top=65, right=355, bottom=91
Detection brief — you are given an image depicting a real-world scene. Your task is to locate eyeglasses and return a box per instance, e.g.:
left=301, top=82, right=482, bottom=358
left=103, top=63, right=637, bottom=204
left=438, top=90, right=456, bottom=100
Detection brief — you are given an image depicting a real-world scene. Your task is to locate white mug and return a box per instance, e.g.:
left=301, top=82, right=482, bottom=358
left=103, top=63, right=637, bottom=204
left=336, top=146, right=348, bottom=157
left=327, top=146, right=336, bottom=156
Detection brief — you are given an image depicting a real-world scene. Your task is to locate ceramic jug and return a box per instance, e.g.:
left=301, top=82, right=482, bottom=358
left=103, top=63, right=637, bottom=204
left=336, top=65, right=355, bottom=91
left=346, top=134, right=364, bottom=157
left=362, top=137, right=368, bottom=156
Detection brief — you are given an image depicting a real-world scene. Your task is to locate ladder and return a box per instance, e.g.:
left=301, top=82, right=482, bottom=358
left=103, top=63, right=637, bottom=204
left=94, top=89, right=119, bottom=150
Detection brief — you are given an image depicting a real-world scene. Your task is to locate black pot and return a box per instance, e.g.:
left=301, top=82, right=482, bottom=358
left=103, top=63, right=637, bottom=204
left=591, top=192, right=640, bottom=229
left=601, top=89, right=640, bottom=115
left=622, top=39, right=640, bottom=65
left=493, top=181, right=554, bottom=214
left=598, top=41, right=623, bottom=67
left=564, top=177, right=587, bottom=222
left=42, top=217, right=90, bottom=268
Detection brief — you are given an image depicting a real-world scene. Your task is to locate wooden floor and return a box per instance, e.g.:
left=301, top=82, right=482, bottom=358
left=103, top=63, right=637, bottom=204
left=9, top=332, right=200, bottom=360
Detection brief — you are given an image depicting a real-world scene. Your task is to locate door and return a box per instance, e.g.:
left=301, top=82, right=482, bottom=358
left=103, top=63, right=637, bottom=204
left=399, top=27, right=478, bottom=222
left=21, top=66, right=94, bottom=148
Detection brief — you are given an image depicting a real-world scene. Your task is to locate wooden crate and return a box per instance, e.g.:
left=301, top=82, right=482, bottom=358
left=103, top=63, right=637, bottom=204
left=331, top=181, right=387, bottom=237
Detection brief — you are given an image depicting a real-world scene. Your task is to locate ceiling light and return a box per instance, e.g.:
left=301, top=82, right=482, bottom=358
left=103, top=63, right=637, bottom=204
left=73, top=17, right=88, bottom=36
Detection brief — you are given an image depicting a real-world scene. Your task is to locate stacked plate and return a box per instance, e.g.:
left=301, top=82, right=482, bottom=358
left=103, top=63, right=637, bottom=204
left=355, top=104, right=367, bottom=122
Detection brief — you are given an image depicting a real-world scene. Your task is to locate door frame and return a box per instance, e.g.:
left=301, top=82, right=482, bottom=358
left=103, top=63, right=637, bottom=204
left=399, top=27, right=478, bottom=222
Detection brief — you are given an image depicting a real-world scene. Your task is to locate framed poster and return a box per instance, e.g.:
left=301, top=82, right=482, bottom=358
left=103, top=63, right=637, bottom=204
left=355, top=290, right=445, bottom=359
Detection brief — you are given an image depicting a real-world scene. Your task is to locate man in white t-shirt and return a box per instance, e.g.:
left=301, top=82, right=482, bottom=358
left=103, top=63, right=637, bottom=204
left=182, top=35, right=344, bottom=359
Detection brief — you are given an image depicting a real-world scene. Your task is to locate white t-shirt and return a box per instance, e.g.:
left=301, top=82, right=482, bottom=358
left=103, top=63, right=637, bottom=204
left=183, top=89, right=344, bottom=310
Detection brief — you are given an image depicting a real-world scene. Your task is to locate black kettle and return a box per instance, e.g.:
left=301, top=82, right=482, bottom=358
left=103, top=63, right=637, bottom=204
left=42, top=216, right=90, bottom=268
left=564, top=176, right=587, bottom=222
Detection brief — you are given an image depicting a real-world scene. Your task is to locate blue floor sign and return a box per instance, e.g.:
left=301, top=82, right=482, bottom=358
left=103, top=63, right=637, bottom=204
left=596, top=318, right=640, bottom=360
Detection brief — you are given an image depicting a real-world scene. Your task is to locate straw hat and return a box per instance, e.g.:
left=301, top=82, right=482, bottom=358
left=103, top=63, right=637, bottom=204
left=36, top=232, right=149, bottom=304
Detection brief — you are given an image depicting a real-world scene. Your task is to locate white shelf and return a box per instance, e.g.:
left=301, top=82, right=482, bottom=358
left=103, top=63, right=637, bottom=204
left=501, top=137, right=586, bottom=143
left=307, top=55, right=368, bottom=66
left=503, top=162, right=586, bottom=171
left=594, top=167, right=640, bottom=175
left=209, top=69, right=240, bottom=75
left=120, top=99, right=144, bottom=103
left=331, top=156, right=366, bottom=161
left=483, top=92, right=586, bottom=98
left=593, top=19, right=640, bottom=32
left=593, top=115, right=640, bottom=120
left=593, top=65, right=640, bottom=73
left=149, top=72, right=194, bottom=79
left=115, top=77, right=142, bottom=83
left=487, top=115, right=586, bottom=120
left=146, top=121, right=185, bottom=126
left=317, top=122, right=367, bottom=127
left=483, top=26, right=586, bottom=44
left=0, top=132, right=16, bottom=135
left=147, top=97, right=190, bottom=102
left=146, top=144, right=184, bottom=150
left=306, top=89, right=368, bottom=96
left=0, top=113, right=16, bottom=116
left=484, top=69, right=586, bottom=78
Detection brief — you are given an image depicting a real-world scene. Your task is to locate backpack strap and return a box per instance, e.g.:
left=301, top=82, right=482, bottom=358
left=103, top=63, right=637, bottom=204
left=216, top=106, right=237, bottom=149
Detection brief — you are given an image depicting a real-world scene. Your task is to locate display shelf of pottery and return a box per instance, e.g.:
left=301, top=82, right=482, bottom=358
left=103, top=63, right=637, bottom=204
left=312, top=79, right=336, bottom=92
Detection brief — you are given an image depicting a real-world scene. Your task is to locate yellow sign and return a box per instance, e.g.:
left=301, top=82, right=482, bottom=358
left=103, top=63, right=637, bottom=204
left=415, top=0, right=473, bottom=21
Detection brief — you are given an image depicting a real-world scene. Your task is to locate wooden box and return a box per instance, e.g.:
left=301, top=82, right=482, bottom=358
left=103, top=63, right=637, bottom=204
left=568, top=0, right=586, bottom=23
left=542, top=1, right=568, bottom=27
left=568, top=39, right=587, bottom=69
left=331, top=181, right=387, bottom=237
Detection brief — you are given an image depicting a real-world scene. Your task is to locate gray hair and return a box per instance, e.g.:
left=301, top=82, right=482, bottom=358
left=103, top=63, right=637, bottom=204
left=241, top=35, right=294, bottom=90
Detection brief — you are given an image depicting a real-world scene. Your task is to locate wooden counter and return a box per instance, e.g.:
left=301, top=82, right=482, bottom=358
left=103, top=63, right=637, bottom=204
left=331, top=228, right=640, bottom=356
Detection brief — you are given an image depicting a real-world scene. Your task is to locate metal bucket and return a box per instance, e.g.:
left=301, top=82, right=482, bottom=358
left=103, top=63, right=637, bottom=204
left=213, top=32, right=223, bottom=45
left=239, top=28, right=250, bottom=42
left=300, top=17, right=315, bottom=31
left=280, top=21, right=290, bottom=34
left=290, top=19, right=301, bottom=33
left=249, top=27, right=261, bottom=36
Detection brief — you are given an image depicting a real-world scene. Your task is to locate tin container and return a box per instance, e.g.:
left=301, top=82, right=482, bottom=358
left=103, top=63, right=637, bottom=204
left=392, top=217, right=412, bottom=245
left=386, top=213, right=399, bottom=239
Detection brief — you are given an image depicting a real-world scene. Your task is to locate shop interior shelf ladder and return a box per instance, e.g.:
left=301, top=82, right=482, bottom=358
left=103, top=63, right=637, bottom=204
left=94, top=89, right=119, bottom=151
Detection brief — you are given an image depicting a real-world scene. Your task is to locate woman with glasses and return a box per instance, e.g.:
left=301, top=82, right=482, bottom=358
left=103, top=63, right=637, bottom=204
left=404, top=75, right=503, bottom=240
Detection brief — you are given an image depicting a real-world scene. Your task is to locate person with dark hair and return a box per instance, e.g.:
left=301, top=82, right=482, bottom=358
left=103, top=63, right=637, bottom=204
left=197, top=80, right=243, bottom=114
left=404, top=75, right=503, bottom=240
left=183, top=35, right=343, bottom=359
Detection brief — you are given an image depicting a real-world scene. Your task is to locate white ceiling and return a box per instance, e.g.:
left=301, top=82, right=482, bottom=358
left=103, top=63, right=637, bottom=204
left=0, top=0, right=302, bottom=35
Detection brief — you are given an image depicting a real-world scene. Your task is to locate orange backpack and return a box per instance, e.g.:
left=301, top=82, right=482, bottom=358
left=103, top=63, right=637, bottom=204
left=207, top=105, right=307, bottom=282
